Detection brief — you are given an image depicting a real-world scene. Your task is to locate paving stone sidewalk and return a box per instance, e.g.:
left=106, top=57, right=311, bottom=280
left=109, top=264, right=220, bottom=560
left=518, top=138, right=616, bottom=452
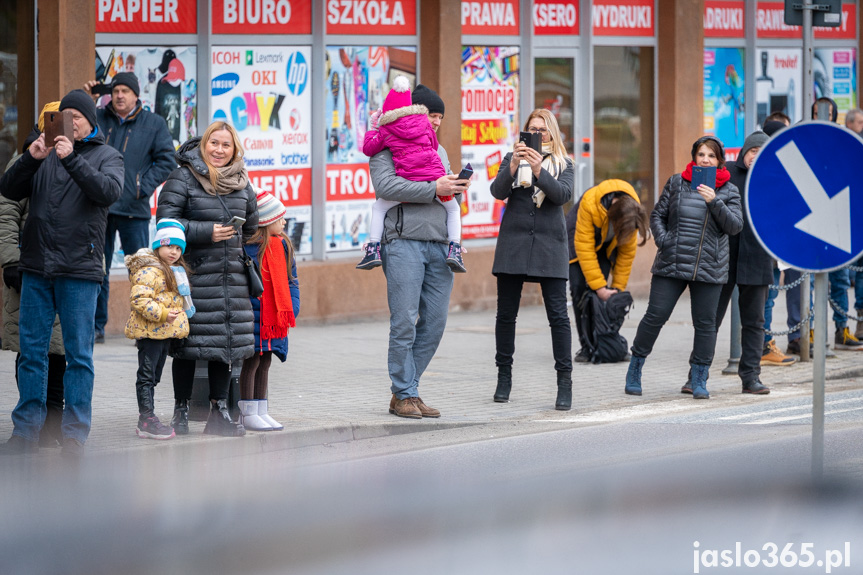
left=1, top=294, right=860, bottom=459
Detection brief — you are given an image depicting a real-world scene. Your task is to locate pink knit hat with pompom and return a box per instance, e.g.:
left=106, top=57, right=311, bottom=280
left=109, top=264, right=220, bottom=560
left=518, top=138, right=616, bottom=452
left=381, top=76, right=413, bottom=114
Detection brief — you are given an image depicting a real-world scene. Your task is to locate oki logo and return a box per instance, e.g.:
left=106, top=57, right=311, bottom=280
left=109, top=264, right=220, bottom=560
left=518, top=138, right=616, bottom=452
left=326, top=0, right=416, bottom=34
left=213, top=51, right=242, bottom=65
left=461, top=0, right=519, bottom=34
left=96, top=0, right=196, bottom=32
left=251, top=70, right=277, bottom=85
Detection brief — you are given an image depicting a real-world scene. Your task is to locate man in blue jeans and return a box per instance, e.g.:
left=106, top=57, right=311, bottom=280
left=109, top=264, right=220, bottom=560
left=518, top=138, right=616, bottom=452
left=85, top=73, right=175, bottom=343
left=0, top=90, right=123, bottom=456
left=368, top=85, right=468, bottom=419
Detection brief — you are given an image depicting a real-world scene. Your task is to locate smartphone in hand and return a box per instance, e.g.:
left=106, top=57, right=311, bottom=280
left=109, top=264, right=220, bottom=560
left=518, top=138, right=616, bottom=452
left=42, top=111, right=74, bottom=147
left=457, top=163, right=473, bottom=181
left=226, top=216, right=246, bottom=229
left=519, top=131, right=541, bottom=153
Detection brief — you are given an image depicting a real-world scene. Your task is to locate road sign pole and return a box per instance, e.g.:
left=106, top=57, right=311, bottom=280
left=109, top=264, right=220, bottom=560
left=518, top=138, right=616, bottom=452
left=812, top=272, right=827, bottom=479
left=800, top=274, right=811, bottom=362
left=722, top=287, right=741, bottom=375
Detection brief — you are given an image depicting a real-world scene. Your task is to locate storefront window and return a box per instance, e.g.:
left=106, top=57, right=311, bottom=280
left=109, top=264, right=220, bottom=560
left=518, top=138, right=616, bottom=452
left=534, top=57, right=574, bottom=157
left=593, top=46, right=655, bottom=209
left=0, top=3, right=18, bottom=169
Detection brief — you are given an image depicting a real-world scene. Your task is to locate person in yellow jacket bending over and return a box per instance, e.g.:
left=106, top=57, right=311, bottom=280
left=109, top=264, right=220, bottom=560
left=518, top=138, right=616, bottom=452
left=566, top=179, right=650, bottom=363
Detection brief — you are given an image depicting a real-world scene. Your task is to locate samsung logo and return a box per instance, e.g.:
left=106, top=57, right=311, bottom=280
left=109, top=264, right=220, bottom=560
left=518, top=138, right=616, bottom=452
left=211, top=73, right=240, bottom=96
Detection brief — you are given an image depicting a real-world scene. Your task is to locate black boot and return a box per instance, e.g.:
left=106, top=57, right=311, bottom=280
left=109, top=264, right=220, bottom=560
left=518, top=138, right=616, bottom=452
left=494, top=365, right=512, bottom=403
left=555, top=371, right=572, bottom=411
left=171, top=399, right=190, bottom=435
left=203, top=399, right=246, bottom=437
left=136, top=384, right=154, bottom=419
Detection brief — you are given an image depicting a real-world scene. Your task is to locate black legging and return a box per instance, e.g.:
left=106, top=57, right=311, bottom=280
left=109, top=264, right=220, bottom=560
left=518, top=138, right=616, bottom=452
left=569, top=250, right=613, bottom=352
left=239, top=352, right=273, bottom=400
left=495, top=273, right=572, bottom=372
left=631, top=275, right=723, bottom=366
left=172, top=358, right=232, bottom=401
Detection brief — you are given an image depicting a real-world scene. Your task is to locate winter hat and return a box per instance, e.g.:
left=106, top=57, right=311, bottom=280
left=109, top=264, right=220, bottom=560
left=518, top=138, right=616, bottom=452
left=256, top=190, right=286, bottom=227
left=411, top=84, right=445, bottom=116
left=59, top=89, right=98, bottom=132
left=111, top=72, right=140, bottom=97
left=152, top=218, right=186, bottom=253
left=762, top=120, right=787, bottom=137
left=741, top=130, right=768, bottom=158
left=382, top=76, right=413, bottom=114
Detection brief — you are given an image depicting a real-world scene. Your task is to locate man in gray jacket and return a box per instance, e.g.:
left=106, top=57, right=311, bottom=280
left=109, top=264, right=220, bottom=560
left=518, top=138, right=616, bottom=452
left=369, top=85, right=468, bottom=419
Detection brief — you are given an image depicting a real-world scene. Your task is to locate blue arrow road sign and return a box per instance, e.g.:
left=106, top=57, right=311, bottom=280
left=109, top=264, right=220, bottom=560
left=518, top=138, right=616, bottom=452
left=746, top=121, right=863, bottom=272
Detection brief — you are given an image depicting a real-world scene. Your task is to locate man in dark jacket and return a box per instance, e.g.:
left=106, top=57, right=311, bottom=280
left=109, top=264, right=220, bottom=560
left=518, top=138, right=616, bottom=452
left=85, top=72, right=175, bottom=342
left=0, top=90, right=123, bottom=456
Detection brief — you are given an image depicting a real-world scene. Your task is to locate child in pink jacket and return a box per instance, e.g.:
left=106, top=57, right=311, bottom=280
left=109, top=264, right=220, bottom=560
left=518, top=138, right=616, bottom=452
left=356, top=75, right=466, bottom=273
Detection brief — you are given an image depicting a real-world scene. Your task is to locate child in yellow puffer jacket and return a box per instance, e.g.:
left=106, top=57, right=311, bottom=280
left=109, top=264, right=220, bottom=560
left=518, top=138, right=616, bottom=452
left=125, top=219, right=193, bottom=440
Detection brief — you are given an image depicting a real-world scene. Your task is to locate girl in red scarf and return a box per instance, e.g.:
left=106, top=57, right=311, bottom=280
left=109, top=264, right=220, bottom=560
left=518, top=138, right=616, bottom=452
left=238, top=191, right=299, bottom=431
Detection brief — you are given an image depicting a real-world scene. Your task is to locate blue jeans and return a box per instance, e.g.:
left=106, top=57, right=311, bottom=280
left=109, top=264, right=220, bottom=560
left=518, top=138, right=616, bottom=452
left=13, top=272, right=100, bottom=444
left=381, top=240, right=453, bottom=399
left=854, top=256, right=863, bottom=311
left=763, top=268, right=781, bottom=345
left=830, top=268, right=851, bottom=328
left=95, top=215, right=150, bottom=335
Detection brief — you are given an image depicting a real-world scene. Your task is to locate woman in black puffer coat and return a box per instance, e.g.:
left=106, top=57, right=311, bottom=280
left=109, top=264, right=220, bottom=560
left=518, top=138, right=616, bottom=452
left=624, top=135, right=743, bottom=400
left=156, top=122, right=258, bottom=437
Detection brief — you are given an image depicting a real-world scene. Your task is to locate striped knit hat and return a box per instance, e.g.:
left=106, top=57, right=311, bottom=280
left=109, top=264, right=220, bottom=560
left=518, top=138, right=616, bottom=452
left=152, top=218, right=186, bottom=253
left=256, top=190, right=286, bottom=227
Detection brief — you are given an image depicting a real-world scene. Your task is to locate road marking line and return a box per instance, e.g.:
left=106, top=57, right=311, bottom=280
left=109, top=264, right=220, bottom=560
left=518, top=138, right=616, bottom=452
left=541, top=400, right=697, bottom=423
left=717, top=397, right=861, bottom=421
left=743, top=406, right=863, bottom=425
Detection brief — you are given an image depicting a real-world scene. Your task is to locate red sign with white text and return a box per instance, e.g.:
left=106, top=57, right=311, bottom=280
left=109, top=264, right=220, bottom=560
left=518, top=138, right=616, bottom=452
left=757, top=2, right=856, bottom=39
left=325, top=164, right=377, bottom=201
left=533, top=0, right=578, bottom=35
left=96, top=0, right=197, bottom=33
left=326, top=0, right=416, bottom=35
left=212, top=0, right=311, bottom=34
left=592, top=0, right=654, bottom=36
left=462, top=0, right=520, bottom=35
left=704, top=0, right=744, bottom=38
left=250, top=169, right=312, bottom=207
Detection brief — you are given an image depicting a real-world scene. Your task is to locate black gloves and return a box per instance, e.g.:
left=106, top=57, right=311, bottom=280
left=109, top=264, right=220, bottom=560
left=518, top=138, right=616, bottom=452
left=3, top=266, right=21, bottom=292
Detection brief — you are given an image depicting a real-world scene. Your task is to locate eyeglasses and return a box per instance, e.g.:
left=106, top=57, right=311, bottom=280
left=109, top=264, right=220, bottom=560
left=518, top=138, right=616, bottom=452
left=528, top=127, right=548, bottom=134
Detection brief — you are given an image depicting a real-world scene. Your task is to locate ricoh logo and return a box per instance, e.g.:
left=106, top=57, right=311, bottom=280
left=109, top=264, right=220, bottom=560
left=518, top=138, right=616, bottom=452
left=286, top=52, right=308, bottom=96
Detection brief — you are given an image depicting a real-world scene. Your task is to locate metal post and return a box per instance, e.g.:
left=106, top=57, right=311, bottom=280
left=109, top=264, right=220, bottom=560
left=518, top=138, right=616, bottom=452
left=800, top=273, right=811, bottom=361
left=722, top=287, right=741, bottom=375
left=812, top=272, right=827, bottom=479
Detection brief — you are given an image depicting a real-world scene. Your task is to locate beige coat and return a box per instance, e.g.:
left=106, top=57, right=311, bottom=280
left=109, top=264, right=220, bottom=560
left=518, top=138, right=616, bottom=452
left=124, top=249, right=190, bottom=340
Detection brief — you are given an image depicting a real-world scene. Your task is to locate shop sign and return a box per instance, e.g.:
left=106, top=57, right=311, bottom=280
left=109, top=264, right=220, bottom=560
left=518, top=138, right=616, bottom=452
left=96, top=0, right=196, bottom=33
left=326, top=0, right=417, bottom=35
left=592, top=0, right=654, bottom=37
left=461, top=0, right=520, bottom=35
left=533, top=0, right=578, bottom=35
left=703, top=48, right=745, bottom=158
left=212, top=0, right=311, bottom=34
left=756, top=2, right=856, bottom=39
left=704, top=0, right=744, bottom=39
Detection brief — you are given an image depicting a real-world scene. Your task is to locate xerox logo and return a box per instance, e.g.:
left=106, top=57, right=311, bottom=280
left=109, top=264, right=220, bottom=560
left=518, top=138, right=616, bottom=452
left=286, top=52, right=308, bottom=96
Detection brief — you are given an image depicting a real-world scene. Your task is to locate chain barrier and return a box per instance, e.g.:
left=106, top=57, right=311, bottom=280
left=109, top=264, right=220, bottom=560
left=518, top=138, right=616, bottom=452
left=764, top=310, right=813, bottom=337
left=846, top=264, right=863, bottom=273
left=767, top=272, right=809, bottom=291
left=827, top=296, right=863, bottom=322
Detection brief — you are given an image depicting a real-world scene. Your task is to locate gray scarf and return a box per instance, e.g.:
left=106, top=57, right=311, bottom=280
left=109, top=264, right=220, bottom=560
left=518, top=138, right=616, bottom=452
left=190, top=157, right=249, bottom=196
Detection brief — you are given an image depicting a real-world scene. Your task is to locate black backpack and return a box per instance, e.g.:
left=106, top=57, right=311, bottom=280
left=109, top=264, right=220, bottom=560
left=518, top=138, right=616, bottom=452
left=578, top=290, right=633, bottom=364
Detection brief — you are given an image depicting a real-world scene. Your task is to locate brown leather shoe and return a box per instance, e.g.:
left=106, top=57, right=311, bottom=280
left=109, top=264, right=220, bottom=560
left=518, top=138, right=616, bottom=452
left=392, top=397, right=422, bottom=419
left=389, top=394, right=397, bottom=414
left=413, top=397, right=440, bottom=418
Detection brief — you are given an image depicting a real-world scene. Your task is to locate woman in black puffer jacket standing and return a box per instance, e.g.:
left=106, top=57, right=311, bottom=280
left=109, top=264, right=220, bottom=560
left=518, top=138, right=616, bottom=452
left=624, top=136, right=742, bottom=400
left=156, top=122, right=258, bottom=436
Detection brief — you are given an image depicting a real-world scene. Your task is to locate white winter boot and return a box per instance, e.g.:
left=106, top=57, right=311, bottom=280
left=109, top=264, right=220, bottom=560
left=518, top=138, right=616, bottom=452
left=258, top=399, right=283, bottom=431
left=238, top=400, right=272, bottom=431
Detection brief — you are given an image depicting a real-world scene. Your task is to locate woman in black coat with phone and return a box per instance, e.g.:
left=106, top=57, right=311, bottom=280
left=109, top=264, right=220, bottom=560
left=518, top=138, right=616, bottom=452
left=490, top=109, right=574, bottom=410
left=156, top=121, right=258, bottom=437
left=624, top=135, right=742, bottom=400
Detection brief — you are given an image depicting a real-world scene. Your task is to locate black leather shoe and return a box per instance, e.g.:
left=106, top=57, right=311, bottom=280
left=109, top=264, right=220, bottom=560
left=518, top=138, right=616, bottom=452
left=171, top=399, right=190, bottom=435
left=742, top=380, right=770, bottom=395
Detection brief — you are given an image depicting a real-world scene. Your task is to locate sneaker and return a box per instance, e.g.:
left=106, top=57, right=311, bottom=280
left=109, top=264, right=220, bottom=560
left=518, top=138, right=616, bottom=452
left=834, top=327, right=863, bottom=350
left=412, top=397, right=440, bottom=418
left=574, top=348, right=591, bottom=363
left=855, top=313, right=863, bottom=340
left=356, top=242, right=382, bottom=270
left=761, top=339, right=797, bottom=366
left=136, top=415, right=176, bottom=440
left=446, top=241, right=467, bottom=273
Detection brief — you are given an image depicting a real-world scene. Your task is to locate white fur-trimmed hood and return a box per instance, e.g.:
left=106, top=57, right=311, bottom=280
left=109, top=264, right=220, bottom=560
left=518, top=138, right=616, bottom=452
left=378, top=104, right=429, bottom=127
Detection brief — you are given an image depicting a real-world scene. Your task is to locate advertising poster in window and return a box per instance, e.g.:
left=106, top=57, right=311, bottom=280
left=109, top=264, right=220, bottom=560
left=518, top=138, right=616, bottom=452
left=95, top=46, right=197, bottom=149
left=703, top=48, right=745, bottom=160
left=813, top=48, right=858, bottom=123
left=755, top=48, right=801, bottom=126
left=324, top=46, right=417, bottom=253
left=211, top=46, right=313, bottom=255
left=460, top=46, right=520, bottom=239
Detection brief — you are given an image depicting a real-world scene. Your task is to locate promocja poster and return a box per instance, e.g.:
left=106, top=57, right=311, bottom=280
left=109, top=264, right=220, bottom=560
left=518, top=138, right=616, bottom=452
left=211, top=46, right=313, bottom=255
left=460, top=46, right=520, bottom=240
left=324, top=46, right=417, bottom=253
left=703, top=48, right=745, bottom=159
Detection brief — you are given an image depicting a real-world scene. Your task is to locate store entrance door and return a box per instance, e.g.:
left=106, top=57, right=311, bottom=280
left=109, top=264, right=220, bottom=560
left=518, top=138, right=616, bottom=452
left=534, top=51, right=584, bottom=199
